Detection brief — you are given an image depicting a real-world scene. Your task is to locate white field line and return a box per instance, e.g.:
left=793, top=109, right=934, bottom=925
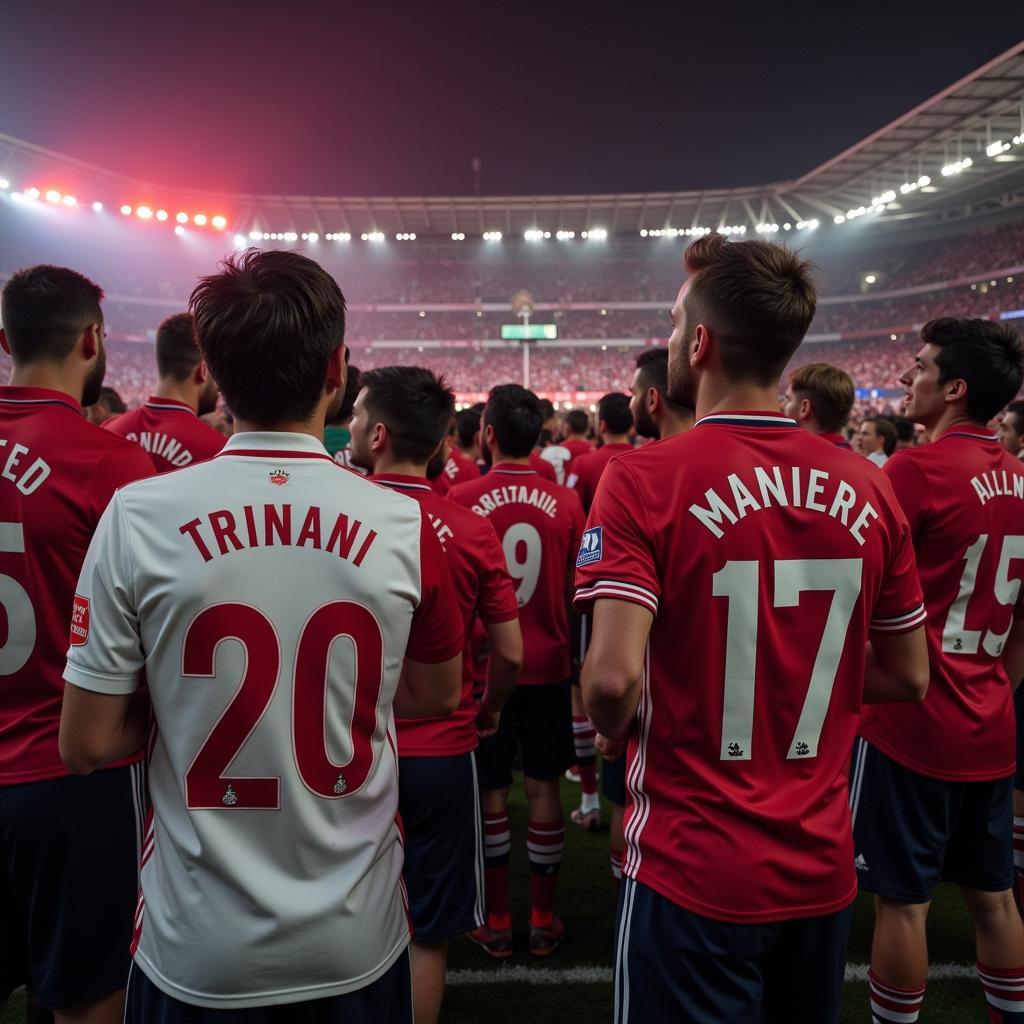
left=447, top=963, right=977, bottom=986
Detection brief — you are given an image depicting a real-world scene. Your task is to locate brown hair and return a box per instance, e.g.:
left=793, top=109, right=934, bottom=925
left=683, top=234, right=817, bottom=386
left=156, top=312, right=201, bottom=382
left=789, top=362, right=854, bottom=433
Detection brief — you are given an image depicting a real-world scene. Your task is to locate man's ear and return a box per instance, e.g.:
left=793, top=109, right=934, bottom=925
left=647, top=386, right=661, bottom=416
left=194, top=360, right=209, bottom=385
left=81, top=322, right=102, bottom=361
left=692, top=324, right=712, bottom=367
left=944, top=377, right=968, bottom=405
left=799, top=397, right=814, bottom=424
left=326, top=343, right=346, bottom=395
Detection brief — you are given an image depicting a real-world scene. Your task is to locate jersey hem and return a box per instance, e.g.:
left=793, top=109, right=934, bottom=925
left=132, top=932, right=409, bottom=1009
left=857, top=732, right=1015, bottom=783
left=395, top=737, right=478, bottom=757
left=627, top=867, right=858, bottom=924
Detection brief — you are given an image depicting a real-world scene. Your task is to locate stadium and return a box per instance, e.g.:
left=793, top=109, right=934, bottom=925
left=3, top=13, right=1024, bottom=1024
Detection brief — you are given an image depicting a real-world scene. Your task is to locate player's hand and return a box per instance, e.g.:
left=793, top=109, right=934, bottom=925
left=597, top=733, right=626, bottom=761
left=475, top=701, right=501, bottom=737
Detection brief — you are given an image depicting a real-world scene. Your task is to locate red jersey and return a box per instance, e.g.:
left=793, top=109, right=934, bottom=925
left=574, top=411, right=924, bottom=924
left=0, top=386, right=156, bottom=784
left=375, top=474, right=518, bottom=757
left=104, top=396, right=225, bottom=473
left=451, top=463, right=584, bottom=686
left=819, top=432, right=853, bottom=450
left=860, top=430, right=1024, bottom=782
left=563, top=438, right=594, bottom=462
left=442, top=448, right=481, bottom=488
left=529, top=451, right=557, bottom=482
left=567, top=442, right=634, bottom=512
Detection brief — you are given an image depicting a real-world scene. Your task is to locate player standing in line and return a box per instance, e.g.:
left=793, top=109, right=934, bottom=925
left=103, top=313, right=224, bottom=471
left=440, top=416, right=482, bottom=488
left=542, top=408, right=594, bottom=486
left=348, top=365, right=522, bottom=1024
left=781, top=362, right=855, bottom=449
left=450, top=384, right=585, bottom=957
left=576, top=234, right=929, bottom=1023
left=853, top=318, right=1024, bottom=1024
left=566, top=392, right=633, bottom=511
left=58, top=249, right=463, bottom=1023
left=0, top=266, right=155, bottom=1024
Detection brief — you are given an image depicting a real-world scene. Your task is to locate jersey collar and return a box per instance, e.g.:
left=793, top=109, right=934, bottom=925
left=936, top=428, right=1000, bottom=443
left=695, top=410, right=798, bottom=429
left=215, top=431, right=335, bottom=461
left=492, top=462, right=537, bottom=475
left=819, top=431, right=852, bottom=448
left=373, top=472, right=433, bottom=492
left=145, top=395, right=196, bottom=415
left=0, top=385, right=82, bottom=415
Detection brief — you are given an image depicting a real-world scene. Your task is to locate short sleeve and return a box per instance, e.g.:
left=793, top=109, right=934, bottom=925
left=90, top=443, right=156, bottom=523
left=869, top=496, right=927, bottom=635
left=474, top=520, right=519, bottom=625
left=64, top=493, right=146, bottom=694
left=406, top=510, right=465, bottom=662
left=573, top=459, right=659, bottom=616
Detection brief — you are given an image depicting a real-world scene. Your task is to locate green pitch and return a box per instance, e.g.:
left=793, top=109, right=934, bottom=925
left=1, top=775, right=991, bottom=1023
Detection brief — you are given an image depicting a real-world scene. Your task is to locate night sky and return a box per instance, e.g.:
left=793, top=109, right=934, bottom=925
left=2, top=2, right=1023, bottom=197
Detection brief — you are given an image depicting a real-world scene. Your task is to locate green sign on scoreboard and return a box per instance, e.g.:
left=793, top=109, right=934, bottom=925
left=501, top=324, right=558, bottom=340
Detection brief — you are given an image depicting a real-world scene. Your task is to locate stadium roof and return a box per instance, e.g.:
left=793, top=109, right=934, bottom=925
left=2, top=40, right=1024, bottom=239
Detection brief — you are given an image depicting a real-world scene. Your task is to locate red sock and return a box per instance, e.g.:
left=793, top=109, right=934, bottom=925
left=482, top=812, right=510, bottom=929
left=572, top=716, right=598, bottom=795
left=527, top=820, right=565, bottom=928
left=868, top=970, right=925, bottom=1023
left=978, top=962, right=1024, bottom=1022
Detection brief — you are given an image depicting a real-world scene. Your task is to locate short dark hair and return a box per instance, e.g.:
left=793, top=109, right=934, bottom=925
left=485, top=384, right=543, bottom=457
left=683, top=234, right=817, bottom=387
left=1005, top=399, right=1024, bottom=437
left=155, top=313, right=201, bottom=382
left=890, top=415, right=915, bottom=443
left=359, top=366, right=454, bottom=464
left=789, top=362, right=854, bottom=433
left=94, top=386, right=126, bottom=414
left=922, top=318, right=1024, bottom=423
left=635, top=347, right=693, bottom=413
left=869, top=416, right=897, bottom=456
left=564, top=408, right=589, bottom=435
left=189, top=249, right=346, bottom=425
left=456, top=408, right=481, bottom=448
left=1, top=265, right=104, bottom=364
left=334, top=363, right=361, bottom=423
left=538, top=398, right=556, bottom=422
left=598, top=392, right=632, bottom=434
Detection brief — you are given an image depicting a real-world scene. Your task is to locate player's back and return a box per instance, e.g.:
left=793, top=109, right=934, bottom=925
left=66, top=432, right=457, bottom=1006
left=451, top=463, right=583, bottom=685
left=861, top=429, right=1024, bottom=781
left=568, top=442, right=632, bottom=511
left=575, top=412, right=924, bottom=922
left=0, top=386, right=154, bottom=784
left=104, top=396, right=224, bottom=472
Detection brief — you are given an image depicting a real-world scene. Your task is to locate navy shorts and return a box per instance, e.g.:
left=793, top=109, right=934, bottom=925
left=602, top=752, right=627, bottom=807
left=850, top=738, right=1014, bottom=902
left=125, top=950, right=412, bottom=1023
left=1015, top=687, right=1024, bottom=790
left=398, top=753, right=484, bottom=943
left=613, top=878, right=851, bottom=1024
left=0, top=762, right=146, bottom=1009
left=475, top=681, right=573, bottom=790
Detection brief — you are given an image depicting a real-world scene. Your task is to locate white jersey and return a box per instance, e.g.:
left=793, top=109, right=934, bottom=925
left=64, top=431, right=462, bottom=1009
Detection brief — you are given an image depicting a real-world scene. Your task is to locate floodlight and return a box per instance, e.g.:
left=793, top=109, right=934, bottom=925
left=0, top=178, right=8, bottom=189
left=120, top=204, right=133, bottom=216
left=62, top=195, right=76, bottom=206
left=45, top=190, right=61, bottom=203
left=92, top=201, right=103, bottom=211
left=137, top=206, right=153, bottom=219
left=193, top=213, right=208, bottom=226
left=176, top=212, right=189, bottom=224
left=211, top=215, right=227, bottom=230
left=174, top=225, right=185, bottom=236
left=155, top=209, right=168, bottom=221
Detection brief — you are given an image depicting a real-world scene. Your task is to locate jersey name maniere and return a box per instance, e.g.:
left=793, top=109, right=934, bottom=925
left=65, top=432, right=462, bottom=1008
left=574, top=412, right=924, bottom=924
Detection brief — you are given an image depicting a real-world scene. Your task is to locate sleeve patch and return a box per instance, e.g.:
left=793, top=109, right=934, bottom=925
left=70, top=595, right=90, bottom=646
left=577, top=526, right=604, bottom=567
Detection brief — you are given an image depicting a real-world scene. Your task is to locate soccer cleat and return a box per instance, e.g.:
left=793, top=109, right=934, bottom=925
left=570, top=805, right=604, bottom=831
left=565, top=766, right=581, bottom=783
left=529, top=915, right=565, bottom=957
left=467, top=922, right=514, bottom=959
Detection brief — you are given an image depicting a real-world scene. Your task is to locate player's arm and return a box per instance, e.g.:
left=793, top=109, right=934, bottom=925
left=863, top=628, right=929, bottom=704
left=477, top=618, right=523, bottom=735
left=1002, top=618, right=1024, bottom=692
left=395, top=654, right=462, bottom=718
left=581, top=597, right=654, bottom=740
left=59, top=685, right=150, bottom=775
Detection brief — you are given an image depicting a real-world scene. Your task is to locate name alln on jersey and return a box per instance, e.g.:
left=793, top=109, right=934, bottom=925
left=689, top=464, right=879, bottom=545
left=178, top=503, right=378, bottom=566
left=971, top=470, right=1024, bottom=505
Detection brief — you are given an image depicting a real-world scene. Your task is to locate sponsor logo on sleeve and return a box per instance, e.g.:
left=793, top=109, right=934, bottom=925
left=576, top=526, right=604, bottom=567
left=70, top=595, right=90, bottom=646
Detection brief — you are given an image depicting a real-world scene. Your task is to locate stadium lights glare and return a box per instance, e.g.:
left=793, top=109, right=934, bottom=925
left=581, top=228, right=607, bottom=240
left=451, top=232, right=466, bottom=240
left=249, top=230, right=264, bottom=240
left=155, top=209, right=168, bottom=221
left=755, top=223, right=780, bottom=233
left=325, top=232, right=351, bottom=241
left=26, top=187, right=40, bottom=199
left=193, top=213, right=208, bottom=226
left=234, top=234, right=247, bottom=248
left=556, top=230, right=575, bottom=240
left=211, top=215, right=227, bottom=230
left=864, top=274, right=876, bottom=285
left=0, top=178, right=9, bottom=189
left=483, top=231, right=502, bottom=241
left=176, top=212, right=189, bottom=224
left=395, top=232, right=416, bottom=240
left=524, top=229, right=544, bottom=241
left=987, top=140, right=1011, bottom=157
left=62, top=195, right=76, bottom=206
left=136, top=206, right=153, bottom=220
left=45, top=190, right=61, bottom=203
left=360, top=231, right=385, bottom=242
left=120, top=204, right=133, bottom=216
left=941, top=156, right=972, bottom=177
left=834, top=214, right=846, bottom=224
left=299, top=232, right=320, bottom=241
left=174, top=225, right=185, bottom=236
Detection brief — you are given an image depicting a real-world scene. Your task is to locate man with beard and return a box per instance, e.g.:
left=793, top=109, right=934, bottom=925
left=0, top=265, right=155, bottom=1024
left=629, top=347, right=694, bottom=443
left=104, top=312, right=225, bottom=471
left=575, top=234, right=929, bottom=1023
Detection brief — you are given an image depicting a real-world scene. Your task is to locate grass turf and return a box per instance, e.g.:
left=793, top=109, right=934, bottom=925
left=2, top=774, right=991, bottom=1023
